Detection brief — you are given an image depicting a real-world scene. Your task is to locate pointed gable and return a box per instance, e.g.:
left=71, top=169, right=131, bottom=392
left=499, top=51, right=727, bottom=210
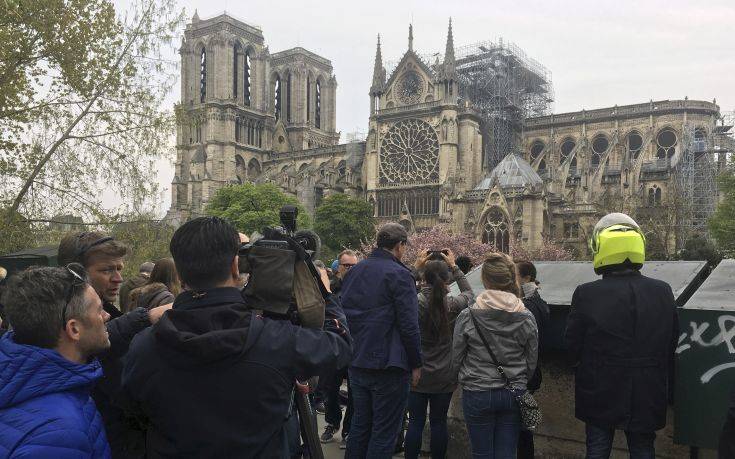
left=475, top=153, right=543, bottom=191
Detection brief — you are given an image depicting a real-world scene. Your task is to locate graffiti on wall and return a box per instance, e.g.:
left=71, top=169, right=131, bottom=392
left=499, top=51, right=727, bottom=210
left=676, top=315, right=735, bottom=384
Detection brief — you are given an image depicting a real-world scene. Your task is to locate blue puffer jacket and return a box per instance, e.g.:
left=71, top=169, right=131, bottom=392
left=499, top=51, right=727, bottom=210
left=0, top=332, right=111, bottom=458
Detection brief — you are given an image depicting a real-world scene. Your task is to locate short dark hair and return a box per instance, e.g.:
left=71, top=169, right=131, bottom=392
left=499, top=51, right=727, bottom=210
left=58, top=232, right=129, bottom=267
left=338, top=249, right=357, bottom=262
left=455, top=255, right=473, bottom=275
left=376, top=223, right=408, bottom=250
left=169, top=217, right=240, bottom=290
left=515, top=260, right=537, bottom=282
left=2, top=266, right=91, bottom=348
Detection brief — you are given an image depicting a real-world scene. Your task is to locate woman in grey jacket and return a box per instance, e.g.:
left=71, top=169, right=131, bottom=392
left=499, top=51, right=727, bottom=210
left=452, top=253, right=538, bottom=459
left=405, top=249, right=475, bottom=459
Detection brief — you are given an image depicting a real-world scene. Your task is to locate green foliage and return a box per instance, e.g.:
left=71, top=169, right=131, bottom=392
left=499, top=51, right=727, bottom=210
left=1, top=0, right=184, bottom=223
left=314, top=194, right=375, bottom=258
left=709, top=170, right=735, bottom=256
left=0, top=209, right=36, bottom=255
left=677, top=234, right=721, bottom=267
left=111, top=219, right=175, bottom=280
left=205, top=183, right=310, bottom=235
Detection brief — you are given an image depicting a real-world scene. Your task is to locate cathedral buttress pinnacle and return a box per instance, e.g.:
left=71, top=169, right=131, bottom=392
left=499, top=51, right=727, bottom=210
left=443, top=18, right=456, bottom=79
left=408, top=24, right=414, bottom=52
left=370, top=34, right=385, bottom=94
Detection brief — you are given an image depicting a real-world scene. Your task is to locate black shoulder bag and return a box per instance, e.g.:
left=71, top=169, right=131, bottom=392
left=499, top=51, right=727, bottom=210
left=468, top=309, right=542, bottom=431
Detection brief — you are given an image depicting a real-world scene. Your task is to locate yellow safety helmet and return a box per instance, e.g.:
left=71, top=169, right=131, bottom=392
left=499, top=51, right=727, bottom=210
left=589, top=213, right=646, bottom=274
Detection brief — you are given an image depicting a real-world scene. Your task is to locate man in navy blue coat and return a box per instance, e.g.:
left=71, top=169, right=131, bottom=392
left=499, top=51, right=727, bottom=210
left=0, top=265, right=112, bottom=458
left=341, top=223, right=422, bottom=458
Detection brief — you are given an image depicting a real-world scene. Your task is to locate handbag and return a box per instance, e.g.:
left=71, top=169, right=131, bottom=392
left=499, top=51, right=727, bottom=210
left=468, top=309, right=542, bottom=431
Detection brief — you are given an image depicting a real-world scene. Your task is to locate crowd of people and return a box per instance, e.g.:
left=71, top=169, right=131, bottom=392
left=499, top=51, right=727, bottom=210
left=0, top=212, right=729, bottom=458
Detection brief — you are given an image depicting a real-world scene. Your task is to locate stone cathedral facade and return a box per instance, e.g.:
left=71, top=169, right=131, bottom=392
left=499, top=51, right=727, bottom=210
left=168, top=13, right=724, bottom=255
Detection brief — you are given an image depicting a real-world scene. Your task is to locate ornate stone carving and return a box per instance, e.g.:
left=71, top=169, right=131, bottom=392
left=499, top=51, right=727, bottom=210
left=397, top=71, right=424, bottom=105
left=379, top=118, right=439, bottom=184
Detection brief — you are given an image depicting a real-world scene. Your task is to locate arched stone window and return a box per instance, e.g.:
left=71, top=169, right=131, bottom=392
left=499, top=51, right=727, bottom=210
left=627, top=131, right=643, bottom=161
left=648, top=185, right=662, bottom=206
left=306, top=76, right=311, bottom=122
left=286, top=73, right=292, bottom=123
left=233, top=44, right=240, bottom=99
left=244, top=51, right=251, bottom=106
left=274, top=75, right=282, bottom=121
left=538, top=159, right=547, bottom=175
left=482, top=207, right=511, bottom=253
left=656, top=128, right=677, bottom=159
left=569, top=156, right=578, bottom=174
left=235, top=155, right=246, bottom=183
left=199, top=47, right=207, bottom=103
left=337, top=160, right=346, bottom=178
left=235, top=117, right=241, bottom=143
left=247, top=158, right=261, bottom=178
left=530, top=140, right=544, bottom=162
left=560, top=138, right=576, bottom=163
left=591, top=134, right=609, bottom=168
left=315, top=79, right=322, bottom=129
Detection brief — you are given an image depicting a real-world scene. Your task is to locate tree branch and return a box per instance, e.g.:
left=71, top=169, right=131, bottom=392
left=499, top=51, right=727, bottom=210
left=8, top=0, right=156, bottom=214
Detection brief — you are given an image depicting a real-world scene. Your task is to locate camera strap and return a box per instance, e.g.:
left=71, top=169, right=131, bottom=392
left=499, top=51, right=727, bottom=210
left=284, top=235, right=330, bottom=300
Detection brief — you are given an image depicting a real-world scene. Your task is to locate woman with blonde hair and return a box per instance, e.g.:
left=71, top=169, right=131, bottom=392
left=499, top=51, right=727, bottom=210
left=452, top=253, right=538, bottom=458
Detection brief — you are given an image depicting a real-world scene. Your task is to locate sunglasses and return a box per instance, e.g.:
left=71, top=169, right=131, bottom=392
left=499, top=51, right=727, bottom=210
left=62, top=263, right=87, bottom=327
left=340, top=263, right=356, bottom=268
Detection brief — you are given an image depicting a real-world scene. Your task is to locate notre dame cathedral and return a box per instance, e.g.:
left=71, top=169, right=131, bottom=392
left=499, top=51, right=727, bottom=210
left=167, top=12, right=728, bottom=255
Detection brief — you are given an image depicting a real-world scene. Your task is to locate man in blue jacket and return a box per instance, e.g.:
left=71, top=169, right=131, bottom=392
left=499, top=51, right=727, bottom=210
left=0, top=265, right=112, bottom=458
left=341, top=222, right=422, bottom=458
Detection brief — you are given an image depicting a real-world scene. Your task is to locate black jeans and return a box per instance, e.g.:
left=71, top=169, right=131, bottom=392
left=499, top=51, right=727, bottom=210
left=325, top=366, right=353, bottom=437
left=405, top=391, right=453, bottom=459
left=585, top=423, right=655, bottom=459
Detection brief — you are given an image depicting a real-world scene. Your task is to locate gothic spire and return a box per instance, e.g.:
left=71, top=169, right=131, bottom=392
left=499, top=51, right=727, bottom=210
left=442, top=18, right=456, bottom=80
left=370, top=34, right=385, bottom=94
left=408, top=24, right=414, bottom=52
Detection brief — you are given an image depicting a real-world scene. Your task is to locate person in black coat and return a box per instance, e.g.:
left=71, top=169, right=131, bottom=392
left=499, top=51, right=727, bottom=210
left=515, top=260, right=550, bottom=459
left=58, top=232, right=172, bottom=458
left=719, top=385, right=735, bottom=459
left=564, top=213, right=678, bottom=458
left=122, top=217, right=352, bottom=458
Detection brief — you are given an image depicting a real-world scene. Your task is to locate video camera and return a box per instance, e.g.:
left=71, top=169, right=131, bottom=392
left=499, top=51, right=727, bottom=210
left=238, top=205, right=327, bottom=328
left=238, top=205, right=329, bottom=458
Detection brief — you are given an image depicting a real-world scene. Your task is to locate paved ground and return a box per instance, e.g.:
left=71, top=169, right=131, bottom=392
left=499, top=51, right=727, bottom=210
left=316, top=413, right=405, bottom=459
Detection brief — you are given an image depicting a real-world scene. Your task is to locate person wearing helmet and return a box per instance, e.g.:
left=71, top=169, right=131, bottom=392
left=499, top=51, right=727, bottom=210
left=565, top=213, right=678, bottom=458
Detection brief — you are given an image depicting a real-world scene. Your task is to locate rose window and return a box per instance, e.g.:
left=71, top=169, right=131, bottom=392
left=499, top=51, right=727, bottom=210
left=397, top=71, right=424, bottom=105
left=379, top=119, right=439, bottom=184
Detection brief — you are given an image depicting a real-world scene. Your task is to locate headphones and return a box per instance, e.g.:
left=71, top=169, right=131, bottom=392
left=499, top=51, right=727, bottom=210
left=74, top=232, right=114, bottom=262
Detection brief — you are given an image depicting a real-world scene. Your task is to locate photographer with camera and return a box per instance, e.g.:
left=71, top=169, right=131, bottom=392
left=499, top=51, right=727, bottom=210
left=122, top=216, right=352, bottom=458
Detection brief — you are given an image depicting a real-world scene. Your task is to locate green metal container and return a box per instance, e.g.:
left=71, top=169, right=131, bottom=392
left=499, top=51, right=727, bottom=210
left=675, top=259, right=735, bottom=449
left=0, top=245, right=60, bottom=277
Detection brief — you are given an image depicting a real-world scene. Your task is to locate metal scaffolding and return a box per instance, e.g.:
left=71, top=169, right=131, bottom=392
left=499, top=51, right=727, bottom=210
left=454, top=38, right=554, bottom=170
left=384, top=38, right=553, bottom=171
left=677, top=112, right=733, bottom=241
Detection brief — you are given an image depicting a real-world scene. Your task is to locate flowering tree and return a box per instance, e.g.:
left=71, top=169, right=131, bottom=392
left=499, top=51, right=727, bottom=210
left=360, top=225, right=573, bottom=265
